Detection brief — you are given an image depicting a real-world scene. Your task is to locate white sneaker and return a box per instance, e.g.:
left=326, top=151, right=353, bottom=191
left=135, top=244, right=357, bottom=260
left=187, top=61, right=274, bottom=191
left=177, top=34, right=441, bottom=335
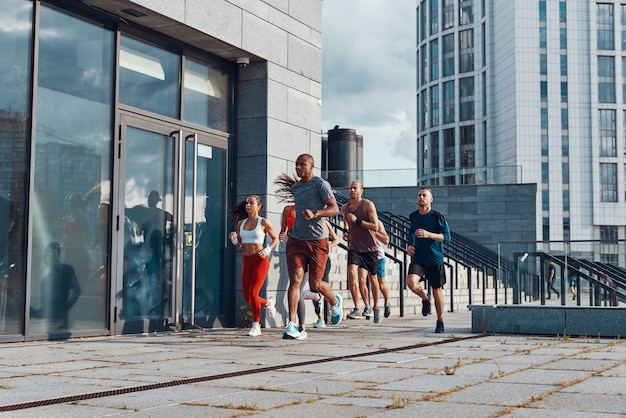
left=265, top=296, right=276, bottom=318
left=302, top=290, right=321, bottom=302
left=296, top=329, right=308, bottom=340
left=248, top=322, right=261, bottom=337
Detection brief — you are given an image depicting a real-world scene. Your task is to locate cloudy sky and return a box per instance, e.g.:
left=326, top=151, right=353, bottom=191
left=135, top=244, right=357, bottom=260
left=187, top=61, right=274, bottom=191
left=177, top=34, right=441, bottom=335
left=321, top=0, right=416, bottom=171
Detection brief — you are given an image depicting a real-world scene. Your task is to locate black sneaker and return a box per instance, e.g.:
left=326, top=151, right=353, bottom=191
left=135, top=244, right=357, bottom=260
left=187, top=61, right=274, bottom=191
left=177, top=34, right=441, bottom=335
left=384, top=303, right=391, bottom=318
left=435, top=320, right=444, bottom=333
left=421, top=296, right=431, bottom=316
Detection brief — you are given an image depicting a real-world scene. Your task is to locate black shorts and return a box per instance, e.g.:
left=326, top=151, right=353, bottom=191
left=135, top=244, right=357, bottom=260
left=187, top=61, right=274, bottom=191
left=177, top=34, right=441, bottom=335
left=408, top=263, right=446, bottom=289
left=348, top=250, right=378, bottom=276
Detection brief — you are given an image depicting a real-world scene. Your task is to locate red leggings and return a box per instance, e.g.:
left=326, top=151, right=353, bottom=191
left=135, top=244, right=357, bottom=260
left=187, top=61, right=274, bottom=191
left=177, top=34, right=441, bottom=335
left=241, top=253, right=270, bottom=322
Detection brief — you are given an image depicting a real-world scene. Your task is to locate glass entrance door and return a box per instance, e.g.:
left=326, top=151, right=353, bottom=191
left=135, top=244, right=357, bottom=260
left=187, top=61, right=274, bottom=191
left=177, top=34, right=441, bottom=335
left=115, top=114, right=229, bottom=334
left=116, top=118, right=176, bottom=333
left=182, top=137, right=228, bottom=328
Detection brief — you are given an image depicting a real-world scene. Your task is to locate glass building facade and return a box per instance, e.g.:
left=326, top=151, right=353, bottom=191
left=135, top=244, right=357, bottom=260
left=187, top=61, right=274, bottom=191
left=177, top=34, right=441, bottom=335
left=416, top=0, right=626, bottom=247
left=0, top=0, right=323, bottom=341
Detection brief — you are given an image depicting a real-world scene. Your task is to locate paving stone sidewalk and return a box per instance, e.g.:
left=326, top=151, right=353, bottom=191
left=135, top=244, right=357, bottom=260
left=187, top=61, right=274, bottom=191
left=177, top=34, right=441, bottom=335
left=0, top=310, right=625, bottom=417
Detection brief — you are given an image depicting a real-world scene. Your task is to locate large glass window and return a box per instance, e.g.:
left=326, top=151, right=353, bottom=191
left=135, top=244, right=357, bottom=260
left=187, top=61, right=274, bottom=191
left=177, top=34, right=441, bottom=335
left=622, top=57, right=626, bottom=104
left=443, top=80, right=455, bottom=123
left=540, top=81, right=548, bottom=102
left=430, top=0, right=439, bottom=35
left=539, top=1, right=546, bottom=22
left=430, top=40, right=439, bottom=81
left=459, top=29, right=474, bottom=73
left=443, top=0, right=454, bottom=29
left=598, top=56, right=615, bottom=103
left=459, top=76, right=474, bottom=121
left=560, top=55, right=568, bottom=76
left=600, top=163, right=617, bottom=202
left=443, top=34, right=455, bottom=77
left=597, top=3, right=614, bottom=50
left=31, top=6, right=114, bottom=335
left=599, top=109, right=616, bottom=157
left=560, top=28, right=567, bottom=50
left=561, top=108, right=569, bottom=130
left=559, top=2, right=567, bottom=23
left=119, top=36, right=180, bottom=119
left=430, top=132, right=439, bottom=170
left=183, top=58, right=229, bottom=131
left=444, top=128, right=455, bottom=168
left=459, top=0, right=473, bottom=26
left=561, top=82, right=568, bottom=102
left=460, top=125, right=474, bottom=168
left=622, top=5, right=626, bottom=50
left=430, top=85, right=439, bottom=127
left=0, top=0, right=32, bottom=336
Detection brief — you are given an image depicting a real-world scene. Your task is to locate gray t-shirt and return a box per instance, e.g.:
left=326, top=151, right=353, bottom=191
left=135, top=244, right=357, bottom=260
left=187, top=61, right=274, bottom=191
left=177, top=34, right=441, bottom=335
left=290, top=176, right=334, bottom=241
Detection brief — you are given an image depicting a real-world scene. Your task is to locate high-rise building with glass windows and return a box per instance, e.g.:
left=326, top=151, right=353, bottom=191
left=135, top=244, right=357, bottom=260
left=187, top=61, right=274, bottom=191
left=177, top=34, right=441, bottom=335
left=416, top=0, right=626, bottom=245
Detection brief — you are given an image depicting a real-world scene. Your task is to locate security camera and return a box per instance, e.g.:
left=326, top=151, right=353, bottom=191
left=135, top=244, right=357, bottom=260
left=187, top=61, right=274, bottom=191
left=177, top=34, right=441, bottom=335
left=236, top=57, right=250, bottom=68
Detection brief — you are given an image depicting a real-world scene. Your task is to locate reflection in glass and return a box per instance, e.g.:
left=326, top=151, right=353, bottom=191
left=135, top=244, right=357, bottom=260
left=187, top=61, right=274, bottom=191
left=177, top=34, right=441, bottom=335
left=183, top=59, right=229, bottom=131
left=183, top=141, right=227, bottom=326
left=119, top=36, right=180, bottom=119
left=121, top=127, right=175, bottom=326
left=31, top=6, right=113, bottom=336
left=0, top=0, right=32, bottom=336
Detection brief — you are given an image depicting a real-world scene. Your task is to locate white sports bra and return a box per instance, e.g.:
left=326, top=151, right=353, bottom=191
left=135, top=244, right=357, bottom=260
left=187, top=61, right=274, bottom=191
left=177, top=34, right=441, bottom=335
left=239, top=218, right=265, bottom=244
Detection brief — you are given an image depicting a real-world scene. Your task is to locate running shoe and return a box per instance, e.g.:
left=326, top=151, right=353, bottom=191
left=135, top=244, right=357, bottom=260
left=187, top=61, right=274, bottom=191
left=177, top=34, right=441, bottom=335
left=283, top=321, right=301, bottom=339
left=248, top=322, right=261, bottom=337
left=384, top=303, right=391, bottom=318
left=346, top=308, right=362, bottom=319
left=422, top=296, right=432, bottom=316
left=331, top=294, right=343, bottom=325
left=373, top=309, right=381, bottom=324
left=314, top=318, right=326, bottom=328
left=435, top=320, right=444, bottom=333
left=362, top=306, right=373, bottom=319
left=296, top=329, right=308, bottom=340
left=265, top=296, right=276, bottom=318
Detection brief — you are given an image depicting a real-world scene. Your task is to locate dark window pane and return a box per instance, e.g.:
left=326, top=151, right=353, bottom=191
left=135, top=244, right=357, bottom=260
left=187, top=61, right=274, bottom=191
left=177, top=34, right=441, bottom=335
left=31, top=6, right=113, bottom=334
left=119, top=36, right=180, bottom=119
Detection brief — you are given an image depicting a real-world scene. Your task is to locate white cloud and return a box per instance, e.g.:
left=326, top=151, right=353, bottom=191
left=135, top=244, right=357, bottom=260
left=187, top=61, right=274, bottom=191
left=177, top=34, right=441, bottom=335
left=322, top=0, right=416, bottom=170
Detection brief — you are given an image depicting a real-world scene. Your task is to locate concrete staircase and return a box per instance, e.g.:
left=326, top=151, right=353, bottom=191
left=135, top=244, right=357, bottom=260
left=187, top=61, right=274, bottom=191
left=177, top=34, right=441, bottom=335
left=325, top=246, right=512, bottom=319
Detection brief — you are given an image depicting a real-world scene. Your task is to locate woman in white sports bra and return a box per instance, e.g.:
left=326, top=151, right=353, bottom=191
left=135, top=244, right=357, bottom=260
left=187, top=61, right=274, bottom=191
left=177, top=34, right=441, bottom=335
left=228, top=195, right=279, bottom=337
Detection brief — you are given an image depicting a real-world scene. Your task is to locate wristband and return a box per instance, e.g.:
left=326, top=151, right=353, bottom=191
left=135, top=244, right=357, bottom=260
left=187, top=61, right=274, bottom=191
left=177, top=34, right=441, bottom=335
left=263, top=246, right=272, bottom=256
left=230, top=237, right=239, bottom=245
left=356, top=218, right=363, bottom=225
left=313, top=211, right=318, bottom=219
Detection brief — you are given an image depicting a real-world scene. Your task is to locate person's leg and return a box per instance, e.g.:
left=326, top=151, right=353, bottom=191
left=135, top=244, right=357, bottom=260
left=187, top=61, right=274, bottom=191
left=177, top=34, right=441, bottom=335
left=378, top=258, right=389, bottom=305
left=241, top=255, right=253, bottom=307
left=362, top=252, right=380, bottom=311
left=297, top=272, right=308, bottom=330
left=288, top=268, right=304, bottom=324
left=308, top=241, right=336, bottom=306
left=347, top=263, right=361, bottom=310
left=248, top=255, right=270, bottom=323
left=432, top=286, right=444, bottom=321
left=358, top=267, right=369, bottom=309
left=406, top=274, right=428, bottom=300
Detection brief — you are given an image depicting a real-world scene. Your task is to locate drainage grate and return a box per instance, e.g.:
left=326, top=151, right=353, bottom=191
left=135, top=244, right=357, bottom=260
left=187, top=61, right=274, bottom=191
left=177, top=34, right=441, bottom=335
left=0, top=334, right=486, bottom=412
